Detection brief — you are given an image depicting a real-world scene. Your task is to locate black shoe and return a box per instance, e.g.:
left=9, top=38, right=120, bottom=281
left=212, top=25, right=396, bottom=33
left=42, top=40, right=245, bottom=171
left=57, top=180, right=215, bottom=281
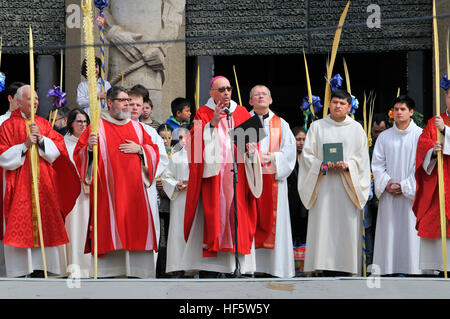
left=29, top=270, right=45, bottom=278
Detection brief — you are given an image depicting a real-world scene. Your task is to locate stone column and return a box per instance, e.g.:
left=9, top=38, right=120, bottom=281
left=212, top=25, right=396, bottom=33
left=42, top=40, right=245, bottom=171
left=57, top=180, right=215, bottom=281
left=160, top=14, right=186, bottom=123
left=198, top=56, right=214, bottom=105
left=37, top=55, right=56, bottom=118
left=65, top=0, right=83, bottom=111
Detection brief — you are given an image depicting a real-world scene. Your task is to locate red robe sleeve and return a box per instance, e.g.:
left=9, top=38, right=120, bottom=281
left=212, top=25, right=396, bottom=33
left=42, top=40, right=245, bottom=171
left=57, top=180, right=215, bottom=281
left=413, top=113, right=450, bottom=238
left=37, top=117, right=81, bottom=218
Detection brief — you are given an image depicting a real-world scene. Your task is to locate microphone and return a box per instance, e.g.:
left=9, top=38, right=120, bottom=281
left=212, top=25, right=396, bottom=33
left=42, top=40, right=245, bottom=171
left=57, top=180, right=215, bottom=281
left=224, top=107, right=230, bottom=119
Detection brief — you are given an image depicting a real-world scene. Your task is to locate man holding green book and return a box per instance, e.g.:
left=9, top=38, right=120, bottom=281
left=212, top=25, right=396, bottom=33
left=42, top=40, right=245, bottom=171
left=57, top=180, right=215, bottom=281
left=297, top=89, right=371, bottom=276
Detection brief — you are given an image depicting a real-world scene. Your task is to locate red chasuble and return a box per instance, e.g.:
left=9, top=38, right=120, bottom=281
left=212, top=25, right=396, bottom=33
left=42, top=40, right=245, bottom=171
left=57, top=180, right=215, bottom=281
left=74, top=118, right=159, bottom=256
left=184, top=104, right=258, bottom=257
left=255, top=115, right=281, bottom=249
left=0, top=109, right=80, bottom=248
left=413, top=112, right=450, bottom=238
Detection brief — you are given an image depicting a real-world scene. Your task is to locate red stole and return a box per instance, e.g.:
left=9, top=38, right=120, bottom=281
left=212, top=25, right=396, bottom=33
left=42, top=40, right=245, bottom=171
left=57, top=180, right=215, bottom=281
left=0, top=109, right=80, bottom=248
left=255, top=115, right=281, bottom=249
left=413, top=112, right=450, bottom=238
left=184, top=104, right=258, bottom=256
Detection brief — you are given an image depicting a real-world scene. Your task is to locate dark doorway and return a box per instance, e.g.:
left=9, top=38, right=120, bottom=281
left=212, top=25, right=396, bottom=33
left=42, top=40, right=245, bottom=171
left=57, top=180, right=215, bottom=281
left=0, top=54, right=30, bottom=115
left=186, top=51, right=433, bottom=129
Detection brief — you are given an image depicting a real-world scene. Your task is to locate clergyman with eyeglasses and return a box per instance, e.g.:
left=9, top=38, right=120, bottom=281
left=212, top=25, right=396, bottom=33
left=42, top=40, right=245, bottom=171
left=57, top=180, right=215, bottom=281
left=182, top=76, right=263, bottom=277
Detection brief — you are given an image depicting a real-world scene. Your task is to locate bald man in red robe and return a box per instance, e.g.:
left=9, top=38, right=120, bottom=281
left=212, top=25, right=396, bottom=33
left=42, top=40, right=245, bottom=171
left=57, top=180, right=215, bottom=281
left=182, top=76, right=262, bottom=276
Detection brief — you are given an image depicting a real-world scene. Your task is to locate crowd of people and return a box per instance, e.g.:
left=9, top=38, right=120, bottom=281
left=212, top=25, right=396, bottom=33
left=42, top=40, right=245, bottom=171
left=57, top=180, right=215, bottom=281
left=0, top=60, right=449, bottom=280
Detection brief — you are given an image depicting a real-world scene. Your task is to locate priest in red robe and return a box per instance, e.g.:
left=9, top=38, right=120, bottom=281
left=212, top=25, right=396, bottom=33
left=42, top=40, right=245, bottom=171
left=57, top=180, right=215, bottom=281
left=0, top=85, right=79, bottom=277
left=74, top=86, right=160, bottom=278
left=413, top=82, right=450, bottom=273
left=182, top=76, right=262, bottom=276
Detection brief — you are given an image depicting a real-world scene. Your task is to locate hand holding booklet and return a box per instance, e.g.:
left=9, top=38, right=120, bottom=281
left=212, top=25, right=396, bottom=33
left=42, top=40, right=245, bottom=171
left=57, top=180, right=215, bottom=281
left=229, top=114, right=267, bottom=155
left=323, top=143, right=343, bottom=164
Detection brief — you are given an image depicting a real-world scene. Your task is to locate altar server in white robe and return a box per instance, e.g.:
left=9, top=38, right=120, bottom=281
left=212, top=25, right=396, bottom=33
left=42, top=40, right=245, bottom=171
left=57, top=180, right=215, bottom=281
left=161, top=127, right=190, bottom=274
left=64, top=108, right=91, bottom=278
left=249, top=85, right=296, bottom=278
left=372, top=96, right=423, bottom=275
left=298, top=89, right=371, bottom=276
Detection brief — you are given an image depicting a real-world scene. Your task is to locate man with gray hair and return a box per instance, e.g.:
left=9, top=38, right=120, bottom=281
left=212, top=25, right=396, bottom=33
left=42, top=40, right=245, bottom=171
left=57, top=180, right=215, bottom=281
left=73, top=85, right=161, bottom=278
left=249, top=84, right=297, bottom=278
left=0, top=84, right=80, bottom=277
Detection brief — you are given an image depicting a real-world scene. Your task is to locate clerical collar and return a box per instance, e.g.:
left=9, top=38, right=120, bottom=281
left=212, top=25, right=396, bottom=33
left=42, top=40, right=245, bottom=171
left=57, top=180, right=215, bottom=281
left=100, top=109, right=130, bottom=125
left=251, top=110, right=270, bottom=120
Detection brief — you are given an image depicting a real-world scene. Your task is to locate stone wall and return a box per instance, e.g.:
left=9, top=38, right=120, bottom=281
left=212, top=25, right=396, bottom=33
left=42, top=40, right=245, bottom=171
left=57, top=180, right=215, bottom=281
left=185, top=0, right=433, bottom=56
left=0, top=0, right=65, bottom=54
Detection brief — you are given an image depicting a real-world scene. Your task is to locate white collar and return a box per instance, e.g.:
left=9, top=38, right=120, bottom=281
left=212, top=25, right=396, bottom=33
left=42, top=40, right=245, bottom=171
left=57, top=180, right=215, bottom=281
left=100, top=109, right=130, bottom=125
left=64, top=133, right=79, bottom=142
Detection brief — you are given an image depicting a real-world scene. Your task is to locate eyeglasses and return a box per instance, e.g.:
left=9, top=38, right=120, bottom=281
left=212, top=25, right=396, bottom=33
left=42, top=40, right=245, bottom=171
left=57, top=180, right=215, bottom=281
left=112, top=98, right=131, bottom=103
left=212, top=86, right=233, bottom=93
left=253, top=92, right=269, bottom=97
left=74, top=120, right=88, bottom=124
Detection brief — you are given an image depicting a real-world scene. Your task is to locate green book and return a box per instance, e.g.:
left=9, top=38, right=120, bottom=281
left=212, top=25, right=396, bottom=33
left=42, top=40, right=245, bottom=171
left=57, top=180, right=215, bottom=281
left=323, top=143, right=343, bottom=164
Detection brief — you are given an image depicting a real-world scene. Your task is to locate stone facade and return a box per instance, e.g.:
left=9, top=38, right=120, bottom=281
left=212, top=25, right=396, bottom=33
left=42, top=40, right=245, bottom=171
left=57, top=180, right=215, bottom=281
left=0, top=0, right=65, bottom=54
left=185, top=0, right=432, bottom=56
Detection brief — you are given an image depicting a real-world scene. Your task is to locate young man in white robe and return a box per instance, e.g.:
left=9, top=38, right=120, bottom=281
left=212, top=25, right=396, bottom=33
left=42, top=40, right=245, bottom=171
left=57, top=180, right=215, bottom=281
left=298, top=89, right=371, bottom=276
left=371, top=95, right=423, bottom=276
left=249, top=85, right=297, bottom=278
left=161, top=127, right=191, bottom=276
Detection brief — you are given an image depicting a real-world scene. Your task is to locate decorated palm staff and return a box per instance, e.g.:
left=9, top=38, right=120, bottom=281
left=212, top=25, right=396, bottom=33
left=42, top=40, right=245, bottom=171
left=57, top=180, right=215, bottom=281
left=301, top=95, right=323, bottom=130
left=414, top=0, right=449, bottom=279
left=81, top=0, right=100, bottom=279
left=94, top=0, right=109, bottom=111
left=0, top=36, right=5, bottom=94
left=47, top=85, right=67, bottom=127
left=343, top=57, right=351, bottom=94
left=329, top=72, right=359, bottom=118
left=323, top=0, right=350, bottom=118
left=233, top=65, right=243, bottom=106
left=433, top=0, right=447, bottom=278
left=366, top=91, right=375, bottom=147
left=48, top=50, right=64, bottom=126
left=195, top=63, right=200, bottom=111
left=302, top=49, right=323, bottom=130
left=29, top=26, right=48, bottom=278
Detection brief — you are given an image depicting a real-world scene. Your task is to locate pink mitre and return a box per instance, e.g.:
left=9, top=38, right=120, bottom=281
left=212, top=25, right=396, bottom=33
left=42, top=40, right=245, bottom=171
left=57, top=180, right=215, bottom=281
left=209, top=76, right=225, bottom=88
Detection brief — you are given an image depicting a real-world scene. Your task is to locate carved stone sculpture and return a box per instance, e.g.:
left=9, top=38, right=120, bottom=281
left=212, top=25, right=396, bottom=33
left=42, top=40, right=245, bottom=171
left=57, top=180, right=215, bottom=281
left=104, top=0, right=185, bottom=112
